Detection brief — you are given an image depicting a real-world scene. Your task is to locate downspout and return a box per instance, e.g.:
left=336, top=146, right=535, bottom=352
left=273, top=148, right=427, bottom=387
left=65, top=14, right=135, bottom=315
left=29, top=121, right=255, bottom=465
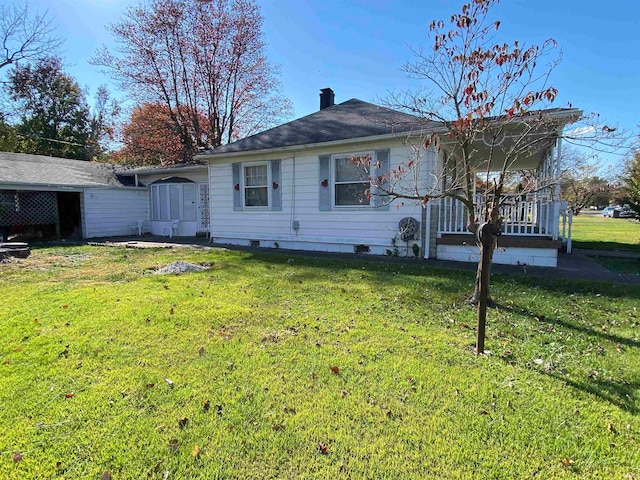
left=420, top=204, right=427, bottom=258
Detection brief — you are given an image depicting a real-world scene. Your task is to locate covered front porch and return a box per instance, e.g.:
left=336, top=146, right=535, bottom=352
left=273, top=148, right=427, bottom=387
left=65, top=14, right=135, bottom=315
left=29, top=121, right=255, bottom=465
left=434, top=193, right=570, bottom=266
left=429, top=118, right=576, bottom=267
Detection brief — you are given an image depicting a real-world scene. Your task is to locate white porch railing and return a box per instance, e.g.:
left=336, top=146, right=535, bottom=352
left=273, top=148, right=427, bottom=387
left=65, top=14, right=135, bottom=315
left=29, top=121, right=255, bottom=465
left=437, top=193, right=562, bottom=238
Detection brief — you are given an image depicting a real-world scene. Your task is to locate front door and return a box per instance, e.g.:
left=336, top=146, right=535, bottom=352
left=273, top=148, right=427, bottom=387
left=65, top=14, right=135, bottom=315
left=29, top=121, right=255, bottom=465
left=197, top=183, right=210, bottom=232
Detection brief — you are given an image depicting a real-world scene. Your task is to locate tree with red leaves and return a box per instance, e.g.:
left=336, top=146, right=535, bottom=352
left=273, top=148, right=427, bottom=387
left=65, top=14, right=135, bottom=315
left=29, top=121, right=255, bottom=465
left=112, top=103, right=205, bottom=166
left=381, top=0, right=579, bottom=354
left=93, top=0, right=291, bottom=163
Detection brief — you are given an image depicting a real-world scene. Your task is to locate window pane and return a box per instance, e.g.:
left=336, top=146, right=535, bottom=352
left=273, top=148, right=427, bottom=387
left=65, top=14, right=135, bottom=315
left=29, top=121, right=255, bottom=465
left=183, top=184, right=196, bottom=221
left=169, top=185, right=180, bottom=219
left=335, top=182, right=370, bottom=206
left=159, top=185, right=168, bottom=220
left=245, top=165, right=267, bottom=187
left=335, top=157, right=369, bottom=182
left=150, top=186, right=157, bottom=220
left=245, top=186, right=268, bottom=207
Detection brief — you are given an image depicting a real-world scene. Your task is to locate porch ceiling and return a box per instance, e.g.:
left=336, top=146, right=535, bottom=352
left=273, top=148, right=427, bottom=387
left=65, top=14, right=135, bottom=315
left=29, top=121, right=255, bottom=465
left=441, top=117, right=567, bottom=172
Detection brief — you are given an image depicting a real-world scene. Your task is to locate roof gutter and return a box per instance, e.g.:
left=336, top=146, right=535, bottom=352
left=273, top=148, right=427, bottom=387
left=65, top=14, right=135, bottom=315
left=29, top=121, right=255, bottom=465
left=117, top=163, right=208, bottom=176
left=0, top=182, right=147, bottom=192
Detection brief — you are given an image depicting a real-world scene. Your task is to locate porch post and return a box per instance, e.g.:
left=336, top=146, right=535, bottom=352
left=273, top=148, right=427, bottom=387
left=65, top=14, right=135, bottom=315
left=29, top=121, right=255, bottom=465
left=554, top=136, right=562, bottom=201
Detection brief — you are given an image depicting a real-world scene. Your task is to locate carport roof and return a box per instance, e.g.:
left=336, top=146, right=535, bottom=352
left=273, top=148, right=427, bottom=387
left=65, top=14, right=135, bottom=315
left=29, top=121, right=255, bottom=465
left=0, top=152, right=135, bottom=189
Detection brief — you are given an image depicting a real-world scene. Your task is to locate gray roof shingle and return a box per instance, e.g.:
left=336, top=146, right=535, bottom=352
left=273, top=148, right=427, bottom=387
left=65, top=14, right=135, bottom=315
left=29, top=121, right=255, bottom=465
left=204, top=99, right=430, bottom=156
left=0, top=152, right=134, bottom=188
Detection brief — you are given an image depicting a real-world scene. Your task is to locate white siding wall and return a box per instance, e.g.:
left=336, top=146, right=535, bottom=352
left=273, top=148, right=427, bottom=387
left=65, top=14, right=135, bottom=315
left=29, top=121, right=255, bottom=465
left=82, top=188, right=149, bottom=238
left=436, top=244, right=558, bottom=267
left=209, top=142, right=436, bottom=256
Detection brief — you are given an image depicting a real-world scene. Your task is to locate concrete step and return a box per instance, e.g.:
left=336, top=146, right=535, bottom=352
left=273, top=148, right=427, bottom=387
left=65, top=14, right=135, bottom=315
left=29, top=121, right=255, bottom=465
left=0, top=243, right=31, bottom=260
left=0, top=242, right=29, bottom=250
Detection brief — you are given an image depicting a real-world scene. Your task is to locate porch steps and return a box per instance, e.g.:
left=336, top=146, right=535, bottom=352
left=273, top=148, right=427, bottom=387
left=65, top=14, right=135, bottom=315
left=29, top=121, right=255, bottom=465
left=0, top=242, right=31, bottom=261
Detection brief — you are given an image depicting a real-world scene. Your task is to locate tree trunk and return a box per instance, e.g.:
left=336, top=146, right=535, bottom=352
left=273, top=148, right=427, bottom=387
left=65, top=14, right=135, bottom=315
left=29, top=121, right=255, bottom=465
left=473, top=222, right=500, bottom=354
left=469, top=241, right=495, bottom=306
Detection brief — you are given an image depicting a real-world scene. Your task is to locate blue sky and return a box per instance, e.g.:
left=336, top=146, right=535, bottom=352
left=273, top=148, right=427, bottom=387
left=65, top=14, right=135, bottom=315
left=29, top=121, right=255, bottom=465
left=21, top=0, right=640, bottom=164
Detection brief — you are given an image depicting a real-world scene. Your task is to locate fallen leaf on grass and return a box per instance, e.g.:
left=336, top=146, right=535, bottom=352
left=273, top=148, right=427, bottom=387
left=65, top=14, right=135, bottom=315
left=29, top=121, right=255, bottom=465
left=198, top=347, right=205, bottom=356
left=34, top=318, right=39, bottom=322
left=203, top=400, right=210, bottom=412
left=178, top=417, right=189, bottom=429
left=100, top=471, right=111, bottom=480
left=330, top=366, right=340, bottom=375
left=317, top=442, right=328, bottom=454
left=311, top=372, right=318, bottom=379
left=607, top=423, right=617, bottom=434
left=168, top=439, right=179, bottom=453
left=169, top=307, right=174, bottom=315
left=64, top=392, right=74, bottom=398
left=150, top=459, right=164, bottom=474
left=2, top=360, right=10, bottom=365
left=13, top=453, right=23, bottom=462
left=145, top=383, right=154, bottom=389
left=61, top=305, right=69, bottom=309
left=272, top=423, right=285, bottom=431
left=191, top=444, right=200, bottom=458
left=559, top=457, right=574, bottom=467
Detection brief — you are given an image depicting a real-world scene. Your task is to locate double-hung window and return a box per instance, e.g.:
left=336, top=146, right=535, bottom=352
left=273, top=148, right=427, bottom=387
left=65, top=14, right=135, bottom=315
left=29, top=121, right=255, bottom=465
left=334, top=154, right=371, bottom=206
left=244, top=164, right=269, bottom=207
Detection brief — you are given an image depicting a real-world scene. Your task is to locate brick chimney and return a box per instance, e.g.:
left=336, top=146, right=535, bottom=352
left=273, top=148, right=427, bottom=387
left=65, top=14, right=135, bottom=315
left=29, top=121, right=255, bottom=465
left=319, top=88, right=335, bottom=110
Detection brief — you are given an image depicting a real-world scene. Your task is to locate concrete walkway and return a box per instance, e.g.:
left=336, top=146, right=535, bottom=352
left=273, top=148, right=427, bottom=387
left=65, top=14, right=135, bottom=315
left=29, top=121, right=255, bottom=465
left=85, top=235, right=640, bottom=286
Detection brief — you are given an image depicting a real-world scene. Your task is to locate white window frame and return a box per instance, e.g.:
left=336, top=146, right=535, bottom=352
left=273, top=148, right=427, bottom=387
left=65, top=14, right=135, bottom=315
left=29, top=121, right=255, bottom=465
left=150, top=183, right=197, bottom=221
left=332, top=152, right=372, bottom=208
left=242, top=162, right=271, bottom=209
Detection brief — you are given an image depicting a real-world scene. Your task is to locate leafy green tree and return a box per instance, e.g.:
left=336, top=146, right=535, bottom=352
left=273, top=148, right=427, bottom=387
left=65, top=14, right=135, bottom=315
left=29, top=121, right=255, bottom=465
left=0, top=115, right=19, bottom=151
left=559, top=148, right=613, bottom=213
left=7, top=57, right=91, bottom=160
left=622, top=148, right=640, bottom=215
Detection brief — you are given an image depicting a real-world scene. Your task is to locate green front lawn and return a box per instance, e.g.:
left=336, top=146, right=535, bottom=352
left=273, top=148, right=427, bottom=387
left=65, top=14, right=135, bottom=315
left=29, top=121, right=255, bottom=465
left=571, top=213, right=640, bottom=252
left=1, top=246, right=639, bottom=479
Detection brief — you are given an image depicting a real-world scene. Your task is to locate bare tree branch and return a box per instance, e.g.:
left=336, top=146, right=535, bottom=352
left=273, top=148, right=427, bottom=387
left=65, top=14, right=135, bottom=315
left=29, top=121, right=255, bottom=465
left=0, top=2, right=63, bottom=71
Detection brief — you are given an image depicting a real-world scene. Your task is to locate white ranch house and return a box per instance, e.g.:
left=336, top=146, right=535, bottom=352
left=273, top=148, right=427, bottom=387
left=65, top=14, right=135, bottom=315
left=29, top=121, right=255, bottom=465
left=193, top=89, right=578, bottom=267
left=1, top=89, right=578, bottom=267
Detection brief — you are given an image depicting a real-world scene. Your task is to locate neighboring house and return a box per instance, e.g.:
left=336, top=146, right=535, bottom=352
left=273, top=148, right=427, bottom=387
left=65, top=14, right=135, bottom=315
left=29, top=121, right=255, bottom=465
left=0, top=152, right=148, bottom=241
left=200, top=89, right=579, bottom=267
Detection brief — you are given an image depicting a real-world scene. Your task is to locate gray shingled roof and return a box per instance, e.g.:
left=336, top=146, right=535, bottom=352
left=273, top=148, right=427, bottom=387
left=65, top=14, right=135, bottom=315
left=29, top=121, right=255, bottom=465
left=0, top=152, right=134, bottom=188
left=204, top=99, right=430, bottom=156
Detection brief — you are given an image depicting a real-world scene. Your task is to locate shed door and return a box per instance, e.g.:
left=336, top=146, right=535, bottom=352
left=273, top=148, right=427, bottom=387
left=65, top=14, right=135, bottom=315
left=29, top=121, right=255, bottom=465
left=197, top=183, right=209, bottom=232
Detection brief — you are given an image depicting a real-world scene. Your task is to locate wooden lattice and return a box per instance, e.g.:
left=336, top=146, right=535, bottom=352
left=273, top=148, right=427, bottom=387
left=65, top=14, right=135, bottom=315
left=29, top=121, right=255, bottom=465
left=0, top=190, right=58, bottom=226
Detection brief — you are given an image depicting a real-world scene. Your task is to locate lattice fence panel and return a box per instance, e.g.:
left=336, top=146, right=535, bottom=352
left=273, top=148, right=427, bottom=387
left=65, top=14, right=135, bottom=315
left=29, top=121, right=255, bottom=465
left=0, top=191, right=58, bottom=226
